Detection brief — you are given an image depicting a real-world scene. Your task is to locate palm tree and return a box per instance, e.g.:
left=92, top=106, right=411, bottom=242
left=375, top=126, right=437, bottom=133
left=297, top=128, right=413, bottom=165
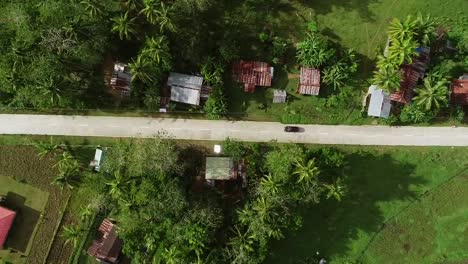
left=128, top=56, right=154, bottom=84
left=258, top=174, right=281, bottom=195
left=413, top=78, right=449, bottom=111
left=388, top=38, right=419, bottom=65
left=388, top=16, right=418, bottom=42
left=80, top=0, right=104, bottom=17
left=156, top=2, right=176, bottom=33
left=372, top=66, right=401, bottom=92
left=323, top=178, right=346, bottom=201
left=111, top=12, right=137, bottom=40
left=141, top=36, right=172, bottom=70
left=79, top=205, right=94, bottom=223
left=228, top=226, right=255, bottom=253
left=51, top=166, right=80, bottom=190
left=123, top=0, right=142, bottom=11
left=375, top=55, right=398, bottom=71
left=139, top=0, right=159, bottom=24
left=162, top=246, right=182, bottom=264
left=415, top=13, right=435, bottom=46
left=296, top=34, right=334, bottom=68
left=107, top=171, right=130, bottom=200
left=252, top=197, right=276, bottom=222
left=293, top=158, right=320, bottom=185
left=54, top=151, right=78, bottom=171
left=34, top=138, right=61, bottom=159
left=62, top=225, right=82, bottom=248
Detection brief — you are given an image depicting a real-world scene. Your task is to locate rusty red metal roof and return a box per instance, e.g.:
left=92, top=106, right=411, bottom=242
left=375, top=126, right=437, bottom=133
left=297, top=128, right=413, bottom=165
left=87, top=219, right=122, bottom=263
left=298, top=67, right=320, bottom=95
left=451, top=78, right=468, bottom=105
left=390, top=47, right=430, bottom=104
left=232, top=61, right=273, bottom=93
left=0, top=206, right=16, bottom=248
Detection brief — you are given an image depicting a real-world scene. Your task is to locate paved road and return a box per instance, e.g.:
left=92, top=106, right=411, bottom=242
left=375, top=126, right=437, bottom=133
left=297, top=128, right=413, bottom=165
left=1, top=114, right=468, bottom=146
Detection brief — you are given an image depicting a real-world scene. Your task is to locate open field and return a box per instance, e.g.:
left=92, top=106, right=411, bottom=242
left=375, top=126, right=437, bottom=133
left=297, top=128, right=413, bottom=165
left=0, top=146, right=71, bottom=264
left=269, top=146, right=468, bottom=263
left=0, top=177, right=48, bottom=264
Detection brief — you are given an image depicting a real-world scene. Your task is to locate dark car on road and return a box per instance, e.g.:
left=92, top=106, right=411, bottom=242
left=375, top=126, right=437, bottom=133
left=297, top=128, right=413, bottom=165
left=284, top=126, right=300, bottom=132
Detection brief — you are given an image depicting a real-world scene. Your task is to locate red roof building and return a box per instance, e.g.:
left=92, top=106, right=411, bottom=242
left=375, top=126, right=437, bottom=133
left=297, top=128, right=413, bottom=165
left=450, top=74, right=468, bottom=105
left=390, top=47, right=430, bottom=104
left=297, top=67, right=321, bottom=95
left=0, top=206, right=16, bottom=248
left=232, top=61, right=274, bottom=93
left=87, top=219, right=123, bottom=264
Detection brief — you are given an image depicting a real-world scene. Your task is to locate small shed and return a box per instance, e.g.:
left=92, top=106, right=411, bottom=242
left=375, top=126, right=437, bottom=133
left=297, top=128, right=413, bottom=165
left=450, top=74, right=468, bottom=105
left=206, top=157, right=234, bottom=181
left=168, top=72, right=204, bottom=105
left=297, top=67, right=320, bottom=95
left=90, top=148, right=103, bottom=172
left=273, top=90, right=287, bottom=103
left=87, top=219, right=123, bottom=264
left=110, top=62, right=132, bottom=94
left=0, top=206, right=16, bottom=248
left=232, top=61, right=274, bottom=93
left=367, top=85, right=392, bottom=118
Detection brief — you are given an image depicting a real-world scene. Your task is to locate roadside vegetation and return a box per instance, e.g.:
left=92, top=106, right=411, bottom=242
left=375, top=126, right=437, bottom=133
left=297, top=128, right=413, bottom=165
left=2, top=135, right=468, bottom=263
left=0, top=1, right=466, bottom=125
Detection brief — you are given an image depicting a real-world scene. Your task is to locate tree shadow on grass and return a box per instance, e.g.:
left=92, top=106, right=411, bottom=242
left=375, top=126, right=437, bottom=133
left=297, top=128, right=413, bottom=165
left=4, top=192, right=41, bottom=254
left=297, top=0, right=379, bottom=22
left=267, top=151, right=426, bottom=263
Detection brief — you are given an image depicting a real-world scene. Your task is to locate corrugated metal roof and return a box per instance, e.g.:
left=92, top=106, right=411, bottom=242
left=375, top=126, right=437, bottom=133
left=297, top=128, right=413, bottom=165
left=368, top=85, right=392, bottom=118
left=232, top=61, right=273, bottom=92
left=298, top=67, right=320, bottom=95
left=451, top=76, right=468, bottom=105
left=168, top=72, right=204, bottom=105
left=206, top=157, right=233, bottom=180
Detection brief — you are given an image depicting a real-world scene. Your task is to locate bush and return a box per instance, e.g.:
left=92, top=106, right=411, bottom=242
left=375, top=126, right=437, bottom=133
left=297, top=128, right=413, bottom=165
left=204, top=85, right=227, bottom=120
left=222, top=138, right=245, bottom=161
left=400, top=104, right=435, bottom=124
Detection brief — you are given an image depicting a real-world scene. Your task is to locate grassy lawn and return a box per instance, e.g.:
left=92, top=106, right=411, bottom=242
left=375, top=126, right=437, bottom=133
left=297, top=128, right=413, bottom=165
left=0, top=177, right=48, bottom=264
left=268, top=146, right=468, bottom=263
left=226, top=0, right=468, bottom=124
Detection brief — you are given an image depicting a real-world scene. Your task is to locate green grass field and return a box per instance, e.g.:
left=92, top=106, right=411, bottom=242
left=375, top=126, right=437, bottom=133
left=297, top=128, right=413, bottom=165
left=226, top=0, right=468, bottom=124
left=0, top=177, right=48, bottom=264
left=268, top=146, right=468, bottom=263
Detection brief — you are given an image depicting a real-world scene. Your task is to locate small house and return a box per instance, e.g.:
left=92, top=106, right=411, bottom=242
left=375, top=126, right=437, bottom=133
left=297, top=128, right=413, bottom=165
left=390, top=47, right=430, bottom=104
left=0, top=206, right=16, bottom=248
left=366, top=85, right=392, bottom=118
left=232, top=61, right=274, bottom=93
left=167, top=72, right=211, bottom=105
left=90, top=148, right=103, bottom=172
left=450, top=74, right=468, bottom=105
left=297, top=67, right=320, bottom=95
left=273, top=90, right=287, bottom=103
left=87, top=219, right=123, bottom=264
left=110, top=62, right=132, bottom=96
left=205, top=157, right=247, bottom=187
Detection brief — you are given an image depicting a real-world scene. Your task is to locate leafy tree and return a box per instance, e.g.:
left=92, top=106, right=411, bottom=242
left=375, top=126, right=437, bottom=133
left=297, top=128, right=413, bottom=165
left=400, top=104, right=434, bottom=124
left=204, top=85, right=227, bottom=120
left=323, top=178, right=346, bottom=201
left=388, top=37, right=419, bottom=65
left=139, top=0, right=159, bottom=24
left=296, top=34, right=334, bottom=68
left=388, top=16, right=418, bottom=42
left=51, top=166, right=80, bottom=190
left=62, top=225, right=82, bottom=248
left=222, top=138, right=245, bottom=161
left=80, top=0, right=105, bottom=18
left=293, top=158, right=320, bottom=185
left=372, top=66, right=401, bottom=92
left=129, top=56, right=155, bottom=84
left=112, top=12, right=137, bottom=40
left=413, top=77, right=449, bottom=111
left=141, top=36, right=172, bottom=71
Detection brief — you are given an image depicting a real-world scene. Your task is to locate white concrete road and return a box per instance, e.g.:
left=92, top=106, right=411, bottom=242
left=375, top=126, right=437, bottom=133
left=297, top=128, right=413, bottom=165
left=1, top=114, right=468, bottom=146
